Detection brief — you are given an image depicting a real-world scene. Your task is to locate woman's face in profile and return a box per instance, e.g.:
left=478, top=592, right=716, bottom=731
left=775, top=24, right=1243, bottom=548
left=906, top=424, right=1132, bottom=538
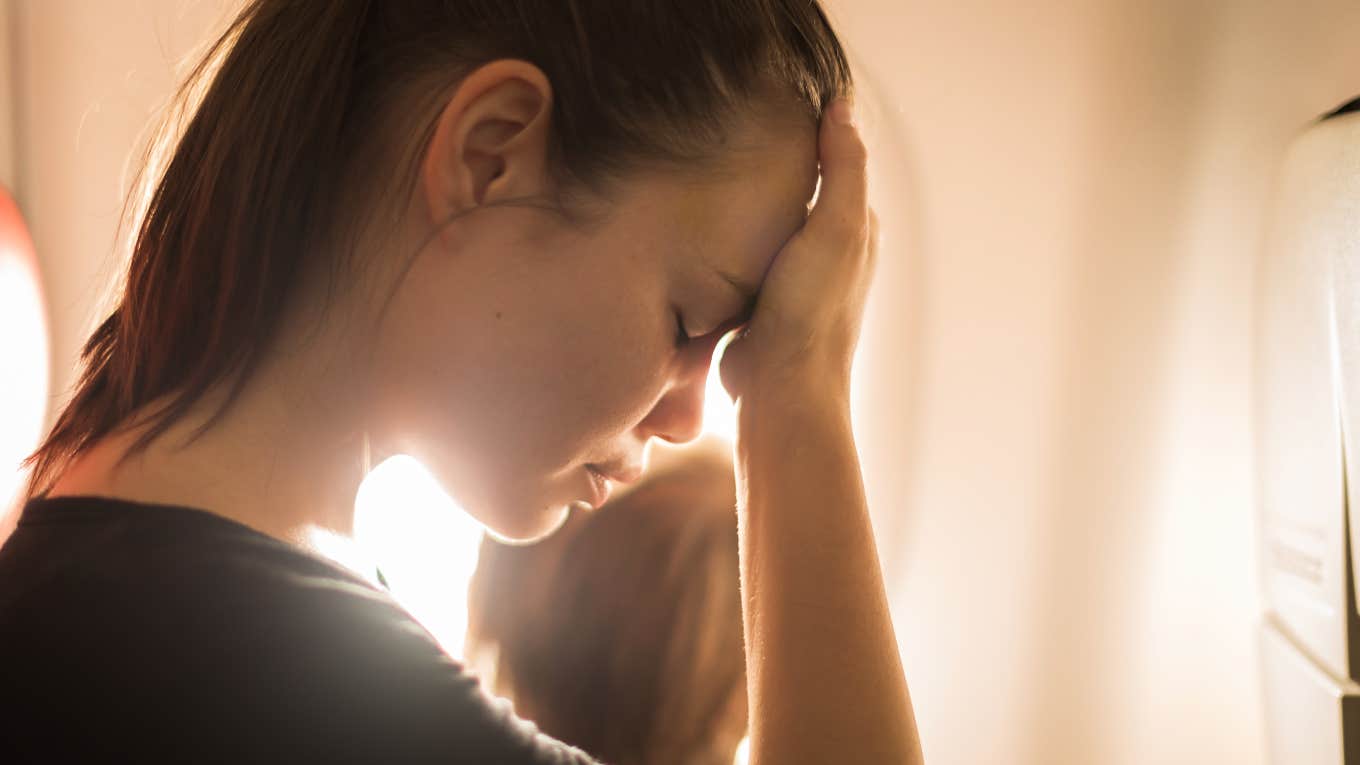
left=369, top=119, right=818, bottom=541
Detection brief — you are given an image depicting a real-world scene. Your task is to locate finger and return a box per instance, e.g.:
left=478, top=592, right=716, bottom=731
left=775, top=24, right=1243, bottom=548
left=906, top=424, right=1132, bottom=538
left=805, top=98, right=869, bottom=249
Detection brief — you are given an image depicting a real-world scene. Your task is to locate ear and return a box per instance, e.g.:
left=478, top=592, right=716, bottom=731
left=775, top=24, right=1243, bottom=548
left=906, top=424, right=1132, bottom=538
left=420, top=59, right=554, bottom=227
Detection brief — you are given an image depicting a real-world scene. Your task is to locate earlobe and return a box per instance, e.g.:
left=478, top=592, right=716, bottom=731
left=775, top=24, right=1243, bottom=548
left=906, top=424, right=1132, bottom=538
left=420, top=59, right=554, bottom=227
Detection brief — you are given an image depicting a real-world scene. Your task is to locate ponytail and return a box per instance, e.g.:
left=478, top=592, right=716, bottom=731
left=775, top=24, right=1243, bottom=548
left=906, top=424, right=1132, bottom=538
left=22, top=1, right=378, bottom=499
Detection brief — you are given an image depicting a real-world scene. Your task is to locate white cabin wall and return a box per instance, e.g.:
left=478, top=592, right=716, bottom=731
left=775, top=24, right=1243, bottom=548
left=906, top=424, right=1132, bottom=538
left=838, top=1, right=1360, bottom=763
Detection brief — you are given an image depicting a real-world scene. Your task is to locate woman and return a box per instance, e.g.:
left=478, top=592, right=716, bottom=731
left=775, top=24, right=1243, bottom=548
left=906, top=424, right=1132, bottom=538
left=465, top=438, right=746, bottom=765
left=1, top=1, right=921, bottom=763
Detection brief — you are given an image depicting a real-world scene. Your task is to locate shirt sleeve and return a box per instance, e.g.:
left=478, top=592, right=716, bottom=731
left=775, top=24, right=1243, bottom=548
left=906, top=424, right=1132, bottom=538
left=258, top=560, right=606, bottom=762
left=0, top=500, right=607, bottom=764
left=202, top=541, right=607, bottom=764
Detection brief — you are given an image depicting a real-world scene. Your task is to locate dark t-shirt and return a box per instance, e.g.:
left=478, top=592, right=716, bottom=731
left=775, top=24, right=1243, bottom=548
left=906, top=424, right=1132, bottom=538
left=0, top=495, right=601, bottom=764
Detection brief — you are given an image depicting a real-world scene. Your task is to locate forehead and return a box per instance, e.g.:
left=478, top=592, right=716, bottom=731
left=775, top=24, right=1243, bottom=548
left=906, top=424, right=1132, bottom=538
left=629, top=120, right=820, bottom=284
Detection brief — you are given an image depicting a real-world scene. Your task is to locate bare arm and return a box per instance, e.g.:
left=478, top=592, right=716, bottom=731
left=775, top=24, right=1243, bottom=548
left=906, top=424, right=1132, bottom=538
left=721, top=99, right=923, bottom=765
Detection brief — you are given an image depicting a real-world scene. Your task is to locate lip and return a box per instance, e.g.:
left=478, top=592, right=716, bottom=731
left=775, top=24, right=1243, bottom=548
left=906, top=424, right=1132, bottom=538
left=585, top=466, right=613, bottom=509
left=595, top=464, right=644, bottom=484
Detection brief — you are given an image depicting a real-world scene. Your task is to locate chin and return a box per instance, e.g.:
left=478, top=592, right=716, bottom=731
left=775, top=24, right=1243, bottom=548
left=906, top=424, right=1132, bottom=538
left=477, top=502, right=573, bottom=546
left=404, top=446, right=574, bottom=544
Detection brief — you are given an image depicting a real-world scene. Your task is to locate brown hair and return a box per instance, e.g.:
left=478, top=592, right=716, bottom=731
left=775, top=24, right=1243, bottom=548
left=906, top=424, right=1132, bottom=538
left=22, top=1, right=852, bottom=500
left=465, top=441, right=744, bottom=765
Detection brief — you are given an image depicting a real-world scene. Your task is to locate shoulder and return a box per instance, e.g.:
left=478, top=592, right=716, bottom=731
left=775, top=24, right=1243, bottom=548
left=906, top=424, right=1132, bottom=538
left=0, top=497, right=601, bottom=764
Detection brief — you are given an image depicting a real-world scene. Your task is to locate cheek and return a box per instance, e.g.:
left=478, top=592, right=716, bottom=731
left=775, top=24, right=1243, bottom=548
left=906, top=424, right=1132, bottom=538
left=369, top=250, right=673, bottom=470
left=530, top=291, right=674, bottom=443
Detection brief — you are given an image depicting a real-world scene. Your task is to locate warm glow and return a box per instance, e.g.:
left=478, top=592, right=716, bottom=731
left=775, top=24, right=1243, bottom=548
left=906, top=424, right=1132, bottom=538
left=0, top=243, right=49, bottom=517
left=734, top=736, right=750, bottom=765
left=353, top=455, right=486, bottom=658
left=348, top=343, right=737, bottom=726
left=703, top=335, right=737, bottom=441
left=706, top=345, right=748, bottom=765
left=350, top=342, right=735, bottom=658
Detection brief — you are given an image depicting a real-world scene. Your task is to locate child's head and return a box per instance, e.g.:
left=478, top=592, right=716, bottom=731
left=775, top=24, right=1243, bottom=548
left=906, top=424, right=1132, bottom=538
left=27, top=1, right=852, bottom=541
left=466, top=438, right=744, bottom=765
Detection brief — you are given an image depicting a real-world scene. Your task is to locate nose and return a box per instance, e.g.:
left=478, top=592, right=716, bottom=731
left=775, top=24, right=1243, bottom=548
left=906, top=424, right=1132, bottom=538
left=636, top=362, right=708, bottom=445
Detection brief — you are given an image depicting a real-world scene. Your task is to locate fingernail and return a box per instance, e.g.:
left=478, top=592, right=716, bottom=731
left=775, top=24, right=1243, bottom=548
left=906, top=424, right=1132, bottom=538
left=831, top=98, right=856, bottom=126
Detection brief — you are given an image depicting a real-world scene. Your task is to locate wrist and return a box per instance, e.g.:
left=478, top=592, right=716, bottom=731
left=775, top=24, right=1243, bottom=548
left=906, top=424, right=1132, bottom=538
left=734, top=370, right=852, bottom=444
left=736, top=356, right=851, bottom=407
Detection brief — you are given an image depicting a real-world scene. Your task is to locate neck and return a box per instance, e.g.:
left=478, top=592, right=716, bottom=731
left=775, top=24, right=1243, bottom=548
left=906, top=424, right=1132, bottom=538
left=46, top=326, right=381, bottom=556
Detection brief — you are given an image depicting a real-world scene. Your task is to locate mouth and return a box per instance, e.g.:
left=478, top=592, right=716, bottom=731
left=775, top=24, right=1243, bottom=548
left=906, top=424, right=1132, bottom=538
left=584, top=466, right=613, bottom=509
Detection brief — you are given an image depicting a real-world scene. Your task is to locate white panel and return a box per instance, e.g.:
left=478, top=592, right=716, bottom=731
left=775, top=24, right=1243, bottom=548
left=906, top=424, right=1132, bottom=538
left=1256, top=115, right=1354, bottom=681
left=1322, top=113, right=1360, bottom=628
left=1260, top=617, right=1355, bottom=765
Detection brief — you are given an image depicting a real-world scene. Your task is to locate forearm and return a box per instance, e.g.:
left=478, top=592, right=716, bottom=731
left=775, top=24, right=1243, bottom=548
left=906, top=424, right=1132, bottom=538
left=736, top=379, right=922, bottom=765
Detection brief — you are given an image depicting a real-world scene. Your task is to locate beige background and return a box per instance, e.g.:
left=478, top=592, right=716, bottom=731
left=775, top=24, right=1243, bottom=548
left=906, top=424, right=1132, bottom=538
left=6, top=1, right=1360, bottom=762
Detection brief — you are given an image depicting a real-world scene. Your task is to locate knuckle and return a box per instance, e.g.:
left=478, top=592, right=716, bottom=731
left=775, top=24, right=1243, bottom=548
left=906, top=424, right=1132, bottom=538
left=843, top=129, right=869, bottom=162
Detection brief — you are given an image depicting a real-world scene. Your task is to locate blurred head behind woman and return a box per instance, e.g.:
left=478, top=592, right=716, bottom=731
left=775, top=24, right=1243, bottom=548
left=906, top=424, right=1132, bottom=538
left=23, top=1, right=850, bottom=546
left=466, top=438, right=745, bottom=765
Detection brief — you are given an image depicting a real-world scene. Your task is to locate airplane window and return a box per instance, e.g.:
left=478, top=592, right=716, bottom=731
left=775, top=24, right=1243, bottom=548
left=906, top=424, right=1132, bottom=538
left=0, top=192, right=48, bottom=525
